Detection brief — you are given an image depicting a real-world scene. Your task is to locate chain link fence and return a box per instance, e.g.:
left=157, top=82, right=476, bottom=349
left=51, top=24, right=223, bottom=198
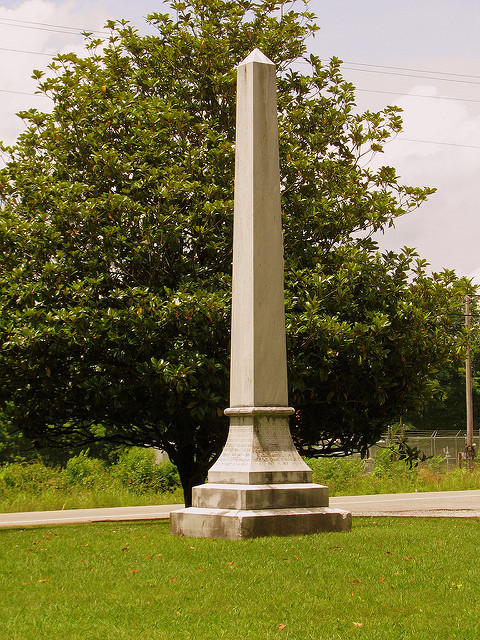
left=372, top=430, right=480, bottom=470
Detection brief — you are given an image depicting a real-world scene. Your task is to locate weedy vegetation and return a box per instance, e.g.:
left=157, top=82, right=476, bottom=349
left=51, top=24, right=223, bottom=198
left=0, top=448, right=183, bottom=513
left=2, top=446, right=480, bottom=513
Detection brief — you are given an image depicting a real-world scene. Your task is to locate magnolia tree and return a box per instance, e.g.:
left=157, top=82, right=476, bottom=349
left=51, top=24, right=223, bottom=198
left=0, top=0, right=472, bottom=503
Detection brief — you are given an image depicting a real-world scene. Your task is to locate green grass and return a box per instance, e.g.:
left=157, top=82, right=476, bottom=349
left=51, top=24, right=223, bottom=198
left=0, top=485, right=184, bottom=513
left=0, top=518, right=479, bottom=639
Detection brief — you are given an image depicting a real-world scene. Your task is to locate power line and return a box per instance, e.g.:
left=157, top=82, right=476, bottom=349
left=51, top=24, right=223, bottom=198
left=329, top=59, right=480, bottom=82
left=0, top=36, right=479, bottom=150
left=0, top=23, right=89, bottom=37
left=0, top=16, right=109, bottom=37
left=397, top=137, right=480, bottom=150
left=0, top=88, right=41, bottom=96
left=1, top=24, right=479, bottom=90
left=0, top=19, right=479, bottom=86
left=0, top=46, right=53, bottom=57
left=356, top=87, right=480, bottom=105
left=341, top=65, right=480, bottom=86
left=2, top=53, right=480, bottom=107
left=297, top=58, right=480, bottom=86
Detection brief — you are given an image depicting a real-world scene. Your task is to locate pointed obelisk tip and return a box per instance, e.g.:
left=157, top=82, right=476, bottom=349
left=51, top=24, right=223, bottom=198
left=238, top=48, right=275, bottom=67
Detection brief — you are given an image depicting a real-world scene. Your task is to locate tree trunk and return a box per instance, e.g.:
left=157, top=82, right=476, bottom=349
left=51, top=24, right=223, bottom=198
left=166, top=445, right=209, bottom=507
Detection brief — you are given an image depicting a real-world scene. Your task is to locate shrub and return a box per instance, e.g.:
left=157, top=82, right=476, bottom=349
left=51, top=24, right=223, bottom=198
left=371, top=445, right=418, bottom=479
left=63, top=451, right=106, bottom=488
left=307, top=449, right=423, bottom=496
left=307, top=456, right=364, bottom=494
left=114, top=448, right=180, bottom=493
left=424, top=455, right=446, bottom=474
left=0, top=460, right=61, bottom=494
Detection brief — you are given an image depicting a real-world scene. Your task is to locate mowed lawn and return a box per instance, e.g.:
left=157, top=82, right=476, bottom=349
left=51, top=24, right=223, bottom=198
left=1, top=517, right=479, bottom=640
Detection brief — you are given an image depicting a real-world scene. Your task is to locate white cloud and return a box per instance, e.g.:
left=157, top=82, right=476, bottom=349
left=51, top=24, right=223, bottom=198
left=0, top=0, right=107, bottom=147
left=370, top=83, right=480, bottom=276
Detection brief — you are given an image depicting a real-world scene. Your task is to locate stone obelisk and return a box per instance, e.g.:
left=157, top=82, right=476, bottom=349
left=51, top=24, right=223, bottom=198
left=170, top=50, right=351, bottom=539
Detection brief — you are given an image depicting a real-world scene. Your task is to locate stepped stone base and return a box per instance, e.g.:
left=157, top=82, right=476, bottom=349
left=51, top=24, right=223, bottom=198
left=170, top=483, right=351, bottom=539
left=170, top=505, right=351, bottom=539
left=192, top=482, right=329, bottom=510
left=192, top=482, right=328, bottom=511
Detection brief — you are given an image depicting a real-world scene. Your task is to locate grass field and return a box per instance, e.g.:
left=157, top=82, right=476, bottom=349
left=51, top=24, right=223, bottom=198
left=0, top=484, right=184, bottom=513
left=1, top=517, right=479, bottom=639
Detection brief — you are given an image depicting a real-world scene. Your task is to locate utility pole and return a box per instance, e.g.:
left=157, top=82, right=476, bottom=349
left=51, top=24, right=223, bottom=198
left=465, top=295, right=474, bottom=471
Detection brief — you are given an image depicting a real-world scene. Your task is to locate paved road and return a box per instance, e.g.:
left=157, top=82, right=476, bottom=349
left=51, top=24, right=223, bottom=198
left=1, top=490, right=480, bottom=528
left=330, top=490, right=480, bottom=517
left=0, top=504, right=184, bottom=528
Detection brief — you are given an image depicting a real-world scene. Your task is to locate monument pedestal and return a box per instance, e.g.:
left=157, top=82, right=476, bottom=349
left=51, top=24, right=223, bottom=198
left=170, top=505, right=351, bottom=540
left=170, top=409, right=351, bottom=539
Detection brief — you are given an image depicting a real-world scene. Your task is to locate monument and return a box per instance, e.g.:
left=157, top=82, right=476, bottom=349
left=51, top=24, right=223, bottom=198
left=170, top=50, right=351, bottom=539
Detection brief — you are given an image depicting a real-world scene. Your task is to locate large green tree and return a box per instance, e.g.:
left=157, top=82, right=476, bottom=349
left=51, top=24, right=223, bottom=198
left=0, top=0, right=472, bottom=503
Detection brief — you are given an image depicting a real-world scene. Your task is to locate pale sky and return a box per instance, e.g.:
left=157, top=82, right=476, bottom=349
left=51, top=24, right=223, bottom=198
left=1, top=0, right=479, bottom=280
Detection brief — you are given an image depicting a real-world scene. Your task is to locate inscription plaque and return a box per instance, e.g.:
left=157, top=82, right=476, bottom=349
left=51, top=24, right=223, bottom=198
left=208, top=414, right=312, bottom=481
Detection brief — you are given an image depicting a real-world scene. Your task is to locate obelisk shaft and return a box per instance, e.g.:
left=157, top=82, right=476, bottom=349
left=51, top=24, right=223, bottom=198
left=230, top=49, right=288, bottom=408
left=207, top=49, right=310, bottom=485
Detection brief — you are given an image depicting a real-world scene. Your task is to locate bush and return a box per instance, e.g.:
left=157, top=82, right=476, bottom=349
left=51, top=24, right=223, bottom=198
left=0, top=450, right=184, bottom=512
left=370, top=445, right=415, bottom=479
left=114, top=448, right=180, bottom=493
left=307, top=449, right=424, bottom=496
left=63, top=451, right=106, bottom=488
left=0, top=460, right=61, bottom=494
left=424, top=455, right=446, bottom=474
left=307, top=456, right=364, bottom=494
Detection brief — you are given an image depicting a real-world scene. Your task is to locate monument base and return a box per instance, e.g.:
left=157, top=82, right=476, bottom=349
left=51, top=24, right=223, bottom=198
left=170, top=482, right=351, bottom=539
left=170, top=505, right=351, bottom=539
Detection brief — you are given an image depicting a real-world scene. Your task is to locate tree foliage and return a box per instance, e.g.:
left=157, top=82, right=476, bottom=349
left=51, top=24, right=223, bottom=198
left=405, top=299, right=480, bottom=431
left=0, top=0, right=473, bottom=503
